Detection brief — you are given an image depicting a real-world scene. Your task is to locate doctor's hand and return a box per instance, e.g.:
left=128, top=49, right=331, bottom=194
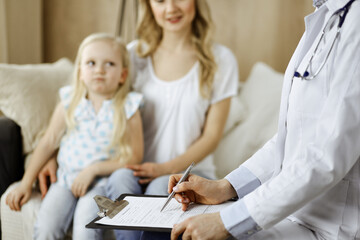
left=126, top=162, right=166, bottom=184
left=171, top=212, right=230, bottom=240
left=38, top=157, right=58, bottom=199
left=169, top=174, right=237, bottom=211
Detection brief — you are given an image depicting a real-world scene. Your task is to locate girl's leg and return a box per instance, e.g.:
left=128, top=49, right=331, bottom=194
left=106, top=168, right=142, bottom=240
left=34, top=183, right=76, bottom=240
left=73, top=184, right=105, bottom=240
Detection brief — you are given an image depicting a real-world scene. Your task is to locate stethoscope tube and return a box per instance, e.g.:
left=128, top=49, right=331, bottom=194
left=294, top=0, right=356, bottom=80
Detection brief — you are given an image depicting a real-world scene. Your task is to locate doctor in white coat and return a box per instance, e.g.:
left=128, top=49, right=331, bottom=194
left=169, top=0, right=360, bottom=239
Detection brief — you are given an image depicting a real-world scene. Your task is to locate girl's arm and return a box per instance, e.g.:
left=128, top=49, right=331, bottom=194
left=6, top=103, right=66, bottom=210
left=71, top=110, right=144, bottom=197
left=87, top=110, right=144, bottom=176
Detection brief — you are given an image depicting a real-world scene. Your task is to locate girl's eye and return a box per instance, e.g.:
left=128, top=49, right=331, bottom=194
left=106, top=62, right=115, bottom=67
left=86, top=61, right=95, bottom=66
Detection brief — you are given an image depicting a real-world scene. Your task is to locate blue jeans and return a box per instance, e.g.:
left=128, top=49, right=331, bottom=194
left=34, top=182, right=105, bottom=240
left=106, top=168, right=211, bottom=240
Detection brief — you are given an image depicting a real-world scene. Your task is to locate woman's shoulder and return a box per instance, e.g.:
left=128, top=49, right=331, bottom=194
left=127, top=40, right=149, bottom=71
left=127, top=40, right=139, bottom=53
left=212, top=43, right=237, bottom=62
left=212, top=43, right=238, bottom=71
left=127, top=40, right=150, bottom=56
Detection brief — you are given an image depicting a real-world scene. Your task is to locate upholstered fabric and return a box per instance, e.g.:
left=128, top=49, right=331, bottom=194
left=0, top=58, right=73, bottom=154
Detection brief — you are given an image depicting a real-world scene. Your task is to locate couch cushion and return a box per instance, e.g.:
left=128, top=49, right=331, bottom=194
left=0, top=58, right=73, bottom=154
left=1, top=182, right=42, bottom=240
left=223, top=88, right=247, bottom=136
left=214, top=62, right=284, bottom=178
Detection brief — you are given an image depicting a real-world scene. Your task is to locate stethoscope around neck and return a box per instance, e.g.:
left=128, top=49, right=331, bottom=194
left=294, top=0, right=356, bottom=80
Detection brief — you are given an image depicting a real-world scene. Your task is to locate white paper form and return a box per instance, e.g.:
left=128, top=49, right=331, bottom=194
left=95, top=196, right=234, bottom=229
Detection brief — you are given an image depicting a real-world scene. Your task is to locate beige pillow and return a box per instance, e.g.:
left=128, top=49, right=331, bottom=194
left=223, top=90, right=247, bottom=137
left=0, top=58, right=74, bottom=154
left=214, top=62, right=284, bottom=178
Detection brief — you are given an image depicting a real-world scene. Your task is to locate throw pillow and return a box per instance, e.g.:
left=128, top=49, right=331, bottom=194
left=223, top=86, right=247, bottom=137
left=0, top=58, right=74, bottom=154
left=214, top=62, right=284, bottom=178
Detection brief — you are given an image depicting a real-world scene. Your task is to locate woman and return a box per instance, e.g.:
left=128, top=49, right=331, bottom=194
left=106, top=0, right=239, bottom=239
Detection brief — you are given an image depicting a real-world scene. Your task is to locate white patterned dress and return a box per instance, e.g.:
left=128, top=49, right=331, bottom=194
left=57, top=86, right=143, bottom=189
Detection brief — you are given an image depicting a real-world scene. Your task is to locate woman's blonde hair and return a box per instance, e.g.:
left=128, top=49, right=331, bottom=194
left=66, top=32, right=132, bottom=162
left=136, top=0, right=217, bottom=98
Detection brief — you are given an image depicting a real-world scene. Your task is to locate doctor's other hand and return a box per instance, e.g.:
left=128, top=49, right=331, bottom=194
left=169, top=174, right=237, bottom=211
left=38, top=157, right=58, bottom=199
left=171, top=212, right=230, bottom=240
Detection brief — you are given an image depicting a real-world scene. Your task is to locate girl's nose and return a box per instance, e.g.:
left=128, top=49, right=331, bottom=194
left=96, top=64, right=105, bottom=74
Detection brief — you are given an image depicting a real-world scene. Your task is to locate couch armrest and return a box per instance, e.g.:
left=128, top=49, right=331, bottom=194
left=0, top=117, right=24, bottom=197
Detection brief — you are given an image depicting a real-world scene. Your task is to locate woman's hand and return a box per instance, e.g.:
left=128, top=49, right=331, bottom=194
left=5, top=183, right=32, bottom=211
left=169, top=174, right=236, bottom=211
left=126, top=162, right=166, bottom=184
left=38, top=157, right=58, bottom=199
left=71, top=167, right=96, bottom=197
left=171, top=212, right=230, bottom=240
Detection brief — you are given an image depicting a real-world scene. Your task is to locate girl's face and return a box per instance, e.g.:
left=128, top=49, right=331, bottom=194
left=149, top=0, right=196, bottom=34
left=79, top=40, right=127, bottom=99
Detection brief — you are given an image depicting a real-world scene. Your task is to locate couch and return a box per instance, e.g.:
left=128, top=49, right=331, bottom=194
left=0, top=59, right=284, bottom=240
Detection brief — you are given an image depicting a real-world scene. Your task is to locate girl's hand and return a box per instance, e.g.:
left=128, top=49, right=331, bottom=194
left=126, top=162, right=165, bottom=184
left=71, top=167, right=95, bottom=197
left=5, top=183, right=32, bottom=211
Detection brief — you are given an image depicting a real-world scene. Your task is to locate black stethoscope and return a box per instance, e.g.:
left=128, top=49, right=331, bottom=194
left=294, top=0, right=356, bottom=80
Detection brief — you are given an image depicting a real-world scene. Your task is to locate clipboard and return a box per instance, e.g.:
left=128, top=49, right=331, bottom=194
left=86, top=194, right=170, bottom=232
left=86, top=193, right=235, bottom=232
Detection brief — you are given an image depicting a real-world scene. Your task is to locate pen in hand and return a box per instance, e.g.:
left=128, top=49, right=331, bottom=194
left=160, top=162, right=195, bottom=212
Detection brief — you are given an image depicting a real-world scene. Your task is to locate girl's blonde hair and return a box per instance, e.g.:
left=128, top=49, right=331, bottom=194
left=66, top=33, right=131, bottom=162
left=136, top=0, right=217, bottom=98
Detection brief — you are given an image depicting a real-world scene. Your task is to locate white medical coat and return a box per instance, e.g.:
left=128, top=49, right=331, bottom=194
left=241, top=0, right=360, bottom=238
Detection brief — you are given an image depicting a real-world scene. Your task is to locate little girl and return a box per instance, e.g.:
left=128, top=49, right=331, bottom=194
left=6, top=33, right=144, bottom=240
